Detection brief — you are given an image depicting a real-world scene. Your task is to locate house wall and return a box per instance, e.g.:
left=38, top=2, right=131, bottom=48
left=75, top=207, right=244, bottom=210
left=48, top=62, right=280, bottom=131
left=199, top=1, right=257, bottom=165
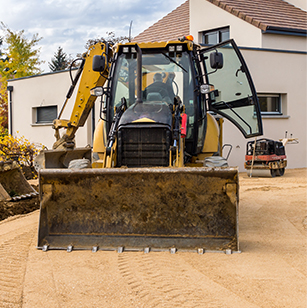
left=285, top=0, right=307, bottom=11
left=190, top=0, right=262, bottom=48
left=8, top=70, right=95, bottom=150
left=189, top=0, right=307, bottom=171
left=262, top=33, right=307, bottom=51
left=223, top=49, right=307, bottom=170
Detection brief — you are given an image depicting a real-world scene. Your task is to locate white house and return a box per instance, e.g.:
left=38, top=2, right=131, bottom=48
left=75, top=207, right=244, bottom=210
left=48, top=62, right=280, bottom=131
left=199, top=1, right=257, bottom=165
left=134, top=0, right=307, bottom=170
left=7, top=69, right=94, bottom=150
left=8, top=0, right=307, bottom=170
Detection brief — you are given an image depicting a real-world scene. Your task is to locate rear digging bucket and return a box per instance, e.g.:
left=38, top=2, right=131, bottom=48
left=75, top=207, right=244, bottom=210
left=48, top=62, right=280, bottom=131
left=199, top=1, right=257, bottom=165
left=0, top=161, right=38, bottom=201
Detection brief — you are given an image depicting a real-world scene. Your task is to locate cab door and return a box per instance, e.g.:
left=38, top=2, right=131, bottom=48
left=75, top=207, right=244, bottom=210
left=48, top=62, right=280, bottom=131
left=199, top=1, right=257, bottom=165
left=199, top=39, right=263, bottom=138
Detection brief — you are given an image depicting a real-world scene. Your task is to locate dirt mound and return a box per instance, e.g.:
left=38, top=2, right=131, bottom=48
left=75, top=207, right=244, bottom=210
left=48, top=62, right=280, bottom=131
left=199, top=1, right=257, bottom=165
left=0, top=185, right=39, bottom=221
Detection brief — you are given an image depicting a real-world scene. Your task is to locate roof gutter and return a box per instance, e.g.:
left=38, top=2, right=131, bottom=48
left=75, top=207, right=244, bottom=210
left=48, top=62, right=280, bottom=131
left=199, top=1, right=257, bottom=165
left=263, top=26, right=307, bottom=37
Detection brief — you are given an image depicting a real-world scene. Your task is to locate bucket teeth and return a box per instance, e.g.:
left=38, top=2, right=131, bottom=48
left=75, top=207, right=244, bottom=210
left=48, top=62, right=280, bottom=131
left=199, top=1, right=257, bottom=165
left=92, top=246, right=99, bottom=253
left=170, top=248, right=177, bottom=254
left=67, top=245, right=73, bottom=252
left=117, top=247, right=124, bottom=253
left=197, top=248, right=204, bottom=255
left=225, top=249, right=232, bottom=255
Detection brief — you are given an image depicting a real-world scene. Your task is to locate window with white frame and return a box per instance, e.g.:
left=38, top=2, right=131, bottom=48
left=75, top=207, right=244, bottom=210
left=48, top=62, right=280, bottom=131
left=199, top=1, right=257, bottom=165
left=257, top=93, right=282, bottom=115
left=202, top=27, right=230, bottom=45
left=33, top=105, right=57, bottom=124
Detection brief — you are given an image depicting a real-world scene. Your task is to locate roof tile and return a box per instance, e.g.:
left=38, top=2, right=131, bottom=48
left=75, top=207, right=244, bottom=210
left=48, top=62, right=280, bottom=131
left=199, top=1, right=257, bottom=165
left=212, top=0, right=307, bottom=31
left=133, top=1, right=190, bottom=43
left=133, top=0, right=307, bottom=43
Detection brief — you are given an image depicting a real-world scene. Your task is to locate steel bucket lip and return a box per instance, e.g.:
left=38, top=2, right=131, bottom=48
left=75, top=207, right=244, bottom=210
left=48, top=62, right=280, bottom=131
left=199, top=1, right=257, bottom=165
left=37, top=234, right=239, bottom=252
left=39, top=166, right=239, bottom=176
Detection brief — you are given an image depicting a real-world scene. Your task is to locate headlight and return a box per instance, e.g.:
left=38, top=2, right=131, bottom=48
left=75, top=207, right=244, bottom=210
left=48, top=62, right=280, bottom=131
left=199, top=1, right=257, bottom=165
left=200, top=84, right=215, bottom=94
left=90, top=86, right=104, bottom=96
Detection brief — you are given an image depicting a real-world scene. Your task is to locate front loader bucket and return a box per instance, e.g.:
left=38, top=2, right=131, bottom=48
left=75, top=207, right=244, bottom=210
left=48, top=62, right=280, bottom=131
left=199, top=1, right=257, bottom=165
left=37, top=167, right=239, bottom=252
left=0, top=161, right=38, bottom=201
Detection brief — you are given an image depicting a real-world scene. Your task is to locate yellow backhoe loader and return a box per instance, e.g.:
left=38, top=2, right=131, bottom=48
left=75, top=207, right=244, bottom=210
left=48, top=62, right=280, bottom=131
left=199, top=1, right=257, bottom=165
left=35, top=37, right=263, bottom=253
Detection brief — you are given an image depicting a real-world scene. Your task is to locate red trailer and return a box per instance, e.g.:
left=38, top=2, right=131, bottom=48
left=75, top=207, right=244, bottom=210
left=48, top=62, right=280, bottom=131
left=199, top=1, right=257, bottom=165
left=245, top=138, right=287, bottom=177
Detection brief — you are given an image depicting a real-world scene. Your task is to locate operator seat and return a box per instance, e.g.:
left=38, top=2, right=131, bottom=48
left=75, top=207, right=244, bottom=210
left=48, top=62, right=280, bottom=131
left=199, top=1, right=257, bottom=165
left=143, top=73, right=172, bottom=103
left=147, top=92, right=163, bottom=101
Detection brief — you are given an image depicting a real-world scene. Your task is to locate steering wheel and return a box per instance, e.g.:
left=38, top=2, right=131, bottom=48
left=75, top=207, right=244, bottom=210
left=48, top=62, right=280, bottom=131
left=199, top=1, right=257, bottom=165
left=172, top=80, right=179, bottom=96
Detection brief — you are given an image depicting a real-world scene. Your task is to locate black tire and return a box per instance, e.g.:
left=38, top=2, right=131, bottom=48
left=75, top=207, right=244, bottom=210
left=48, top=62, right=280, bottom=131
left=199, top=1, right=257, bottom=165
left=270, top=169, right=277, bottom=177
left=279, top=168, right=285, bottom=176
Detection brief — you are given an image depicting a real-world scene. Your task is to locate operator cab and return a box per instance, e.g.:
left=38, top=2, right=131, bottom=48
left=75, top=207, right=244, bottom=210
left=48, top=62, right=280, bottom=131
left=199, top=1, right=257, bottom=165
left=106, top=43, right=199, bottom=158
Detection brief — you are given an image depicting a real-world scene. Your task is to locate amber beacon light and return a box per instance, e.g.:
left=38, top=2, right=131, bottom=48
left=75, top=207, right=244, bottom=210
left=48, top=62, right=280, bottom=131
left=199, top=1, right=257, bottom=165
left=178, top=35, right=194, bottom=42
left=184, top=35, right=194, bottom=41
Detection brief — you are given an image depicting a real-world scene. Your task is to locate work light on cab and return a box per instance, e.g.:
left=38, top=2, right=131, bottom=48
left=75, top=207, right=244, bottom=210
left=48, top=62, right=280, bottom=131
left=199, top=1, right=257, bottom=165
left=200, top=84, right=215, bottom=94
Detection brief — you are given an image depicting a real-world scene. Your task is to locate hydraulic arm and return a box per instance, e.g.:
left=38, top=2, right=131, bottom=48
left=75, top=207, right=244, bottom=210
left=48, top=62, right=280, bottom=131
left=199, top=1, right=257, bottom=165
left=52, top=42, right=111, bottom=150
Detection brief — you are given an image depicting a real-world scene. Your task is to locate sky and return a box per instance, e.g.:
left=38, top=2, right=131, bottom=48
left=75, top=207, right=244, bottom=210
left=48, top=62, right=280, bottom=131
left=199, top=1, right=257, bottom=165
left=0, top=0, right=185, bottom=72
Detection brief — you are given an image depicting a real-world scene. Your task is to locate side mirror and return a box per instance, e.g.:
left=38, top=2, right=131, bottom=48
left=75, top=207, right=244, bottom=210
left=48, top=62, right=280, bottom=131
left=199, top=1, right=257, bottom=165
left=210, top=52, right=223, bottom=69
left=92, top=55, right=106, bottom=72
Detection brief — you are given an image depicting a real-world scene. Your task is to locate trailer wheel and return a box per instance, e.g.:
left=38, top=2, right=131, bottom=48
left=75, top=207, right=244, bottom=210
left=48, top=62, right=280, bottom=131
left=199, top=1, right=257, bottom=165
left=270, top=169, right=277, bottom=177
left=279, top=168, right=285, bottom=176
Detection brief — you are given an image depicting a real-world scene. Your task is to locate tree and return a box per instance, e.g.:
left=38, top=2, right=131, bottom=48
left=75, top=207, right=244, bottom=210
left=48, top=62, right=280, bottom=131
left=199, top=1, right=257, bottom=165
left=0, top=95, right=8, bottom=136
left=0, top=36, right=4, bottom=59
left=0, top=23, right=43, bottom=83
left=48, top=46, right=70, bottom=72
left=85, top=31, right=129, bottom=49
left=0, top=133, right=42, bottom=168
left=0, top=23, right=43, bottom=134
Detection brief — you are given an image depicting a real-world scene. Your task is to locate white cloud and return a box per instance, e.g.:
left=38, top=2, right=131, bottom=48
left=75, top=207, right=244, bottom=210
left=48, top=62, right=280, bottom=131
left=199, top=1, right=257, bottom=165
left=1, top=0, right=185, bottom=72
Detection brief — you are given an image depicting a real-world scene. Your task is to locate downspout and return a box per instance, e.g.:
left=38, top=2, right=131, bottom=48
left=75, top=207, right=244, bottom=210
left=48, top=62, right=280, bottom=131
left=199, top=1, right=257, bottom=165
left=7, top=85, right=13, bottom=135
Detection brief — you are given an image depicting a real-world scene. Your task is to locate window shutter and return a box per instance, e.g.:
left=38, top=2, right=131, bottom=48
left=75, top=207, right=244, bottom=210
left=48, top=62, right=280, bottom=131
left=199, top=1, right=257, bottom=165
left=36, top=106, right=57, bottom=123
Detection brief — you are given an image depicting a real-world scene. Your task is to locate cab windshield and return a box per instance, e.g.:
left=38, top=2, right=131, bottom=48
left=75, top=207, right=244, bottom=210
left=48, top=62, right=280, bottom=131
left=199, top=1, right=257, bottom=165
left=111, top=51, right=193, bottom=106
